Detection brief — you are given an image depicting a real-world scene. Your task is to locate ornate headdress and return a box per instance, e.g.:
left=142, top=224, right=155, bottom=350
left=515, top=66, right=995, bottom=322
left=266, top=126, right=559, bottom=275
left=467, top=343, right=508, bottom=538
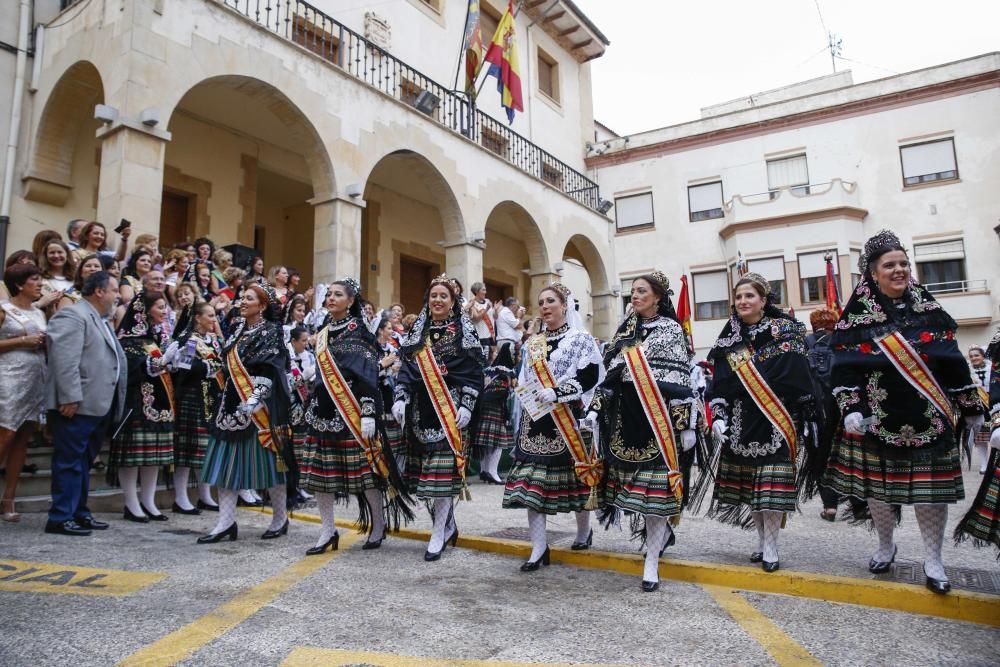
left=116, top=289, right=149, bottom=338
left=430, top=273, right=461, bottom=297
left=644, top=270, right=670, bottom=295
left=245, top=282, right=283, bottom=322
left=335, top=276, right=362, bottom=296
left=858, top=229, right=905, bottom=275
left=546, top=282, right=571, bottom=302
left=737, top=272, right=771, bottom=297
left=329, top=276, right=364, bottom=320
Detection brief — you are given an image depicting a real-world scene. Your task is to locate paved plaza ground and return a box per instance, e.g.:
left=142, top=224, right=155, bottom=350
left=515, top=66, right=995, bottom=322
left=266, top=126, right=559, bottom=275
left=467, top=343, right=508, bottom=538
left=2, top=469, right=998, bottom=667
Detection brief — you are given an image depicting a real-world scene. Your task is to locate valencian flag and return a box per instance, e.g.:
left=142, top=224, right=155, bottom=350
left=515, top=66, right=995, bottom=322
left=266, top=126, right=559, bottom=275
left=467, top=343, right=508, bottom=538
left=462, top=1, right=485, bottom=97
left=824, top=252, right=842, bottom=314
left=484, top=1, right=524, bottom=124
left=676, top=274, right=694, bottom=351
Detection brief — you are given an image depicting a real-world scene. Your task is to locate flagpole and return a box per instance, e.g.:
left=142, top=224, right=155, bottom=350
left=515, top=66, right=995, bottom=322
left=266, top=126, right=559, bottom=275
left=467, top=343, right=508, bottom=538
left=474, top=0, right=523, bottom=99
left=453, top=0, right=474, bottom=94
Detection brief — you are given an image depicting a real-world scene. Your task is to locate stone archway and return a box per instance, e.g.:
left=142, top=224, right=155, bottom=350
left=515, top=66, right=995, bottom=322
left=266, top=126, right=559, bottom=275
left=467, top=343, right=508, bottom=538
left=562, top=233, right=615, bottom=339
left=483, top=200, right=550, bottom=305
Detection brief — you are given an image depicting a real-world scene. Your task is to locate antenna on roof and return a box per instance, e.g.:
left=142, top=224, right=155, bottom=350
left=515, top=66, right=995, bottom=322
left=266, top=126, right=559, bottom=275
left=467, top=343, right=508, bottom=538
left=828, top=32, right=843, bottom=73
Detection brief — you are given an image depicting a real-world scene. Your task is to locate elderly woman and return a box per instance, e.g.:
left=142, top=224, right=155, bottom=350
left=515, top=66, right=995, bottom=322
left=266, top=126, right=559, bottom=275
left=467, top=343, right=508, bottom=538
left=0, top=264, right=48, bottom=521
left=823, top=230, right=983, bottom=593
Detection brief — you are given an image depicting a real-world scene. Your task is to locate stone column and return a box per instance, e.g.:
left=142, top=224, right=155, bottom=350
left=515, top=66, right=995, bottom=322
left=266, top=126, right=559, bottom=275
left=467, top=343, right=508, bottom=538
left=95, top=122, right=171, bottom=241
left=312, top=195, right=365, bottom=285
left=528, top=271, right=561, bottom=303
left=443, top=241, right=484, bottom=294
left=591, top=291, right=620, bottom=341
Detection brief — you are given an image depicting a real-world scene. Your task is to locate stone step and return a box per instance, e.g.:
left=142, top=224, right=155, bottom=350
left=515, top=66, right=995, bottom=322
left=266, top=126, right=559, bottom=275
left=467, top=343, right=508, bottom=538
left=13, top=487, right=179, bottom=514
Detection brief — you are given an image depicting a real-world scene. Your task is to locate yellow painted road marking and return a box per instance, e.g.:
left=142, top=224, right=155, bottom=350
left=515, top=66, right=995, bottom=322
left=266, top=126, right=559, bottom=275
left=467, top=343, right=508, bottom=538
left=251, top=507, right=1000, bottom=628
left=0, top=559, right=165, bottom=597
left=116, top=531, right=363, bottom=667
left=704, top=585, right=822, bottom=667
left=282, top=646, right=632, bottom=667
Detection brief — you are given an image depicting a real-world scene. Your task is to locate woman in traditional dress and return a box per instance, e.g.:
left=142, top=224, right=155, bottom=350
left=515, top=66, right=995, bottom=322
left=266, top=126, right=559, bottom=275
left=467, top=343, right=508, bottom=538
left=392, top=275, right=484, bottom=561
left=824, top=230, right=984, bottom=593
left=706, top=272, right=818, bottom=573
left=954, top=327, right=1000, bottom=554
left=375, top=316, right=405, bottom=472
left=197, top=282, right=292, bottom=543
left=300, top=279, right=412, bottom=554
left=502, top=284, right=603, bottom=572
left=171, top=301, right=224, bottom=514
left=111, top=290, right=176, bottom=523
left=968, top=345, right=993, bottom=475
left=286, top=324, right=315, bottom=507
left=472, top=344, right=516, bottom=485
left=588, top=272, right=698, bottom=591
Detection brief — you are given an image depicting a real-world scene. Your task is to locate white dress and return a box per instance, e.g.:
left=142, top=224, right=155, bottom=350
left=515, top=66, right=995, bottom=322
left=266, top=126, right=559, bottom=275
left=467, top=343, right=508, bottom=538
left=0, top=303, right=47, bottom=430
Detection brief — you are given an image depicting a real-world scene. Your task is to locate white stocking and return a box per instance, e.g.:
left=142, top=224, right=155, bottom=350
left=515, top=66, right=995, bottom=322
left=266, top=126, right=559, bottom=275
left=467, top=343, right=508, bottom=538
left=119, top=466, right=143, bottom=516
left=914, top=503, right=948, bottom=581
left=574, top=510, right=591, bottom=544
left=267, top=485, right=287, bottom=531
left=644, top=516, right=668, bottom=583
left=527, top=509, right=548, bottom=562
left=975, top=442, right=988, bottom=473
left=173, top=466, right=194, bottom=510
left=483, top=447, right=502, bottom=479
left=365, top=489, right=386, bottom=540
left=198, top=482, right=216, bottom=506
left=427, top=498, right=452, bottom=553
left=868, top=498, right=897, bottom=562
left=139, top=466, right=161, bottom=515
left=752, top=511, right=764, bottom=553
left=239, top=489, right=256, bottom=504
left=314, top=492, right=337, bottom=547
left=761, top=511, right=782, bottom=563
left=210, top=489, right=238, bottom=534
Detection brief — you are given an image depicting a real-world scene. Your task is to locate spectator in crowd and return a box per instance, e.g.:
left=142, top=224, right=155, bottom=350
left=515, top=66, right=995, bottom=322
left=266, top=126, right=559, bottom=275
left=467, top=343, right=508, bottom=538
left=495, top=296, right=525, bottom=354
left=32, top=230, right=63, bottom=261
left=38, top=239, right=77, bottom=299
left=74, top=221, right=129, bottom=263
left=56, top=254, right=103, bottom=312
left=66, top=219, right=87, bottom=251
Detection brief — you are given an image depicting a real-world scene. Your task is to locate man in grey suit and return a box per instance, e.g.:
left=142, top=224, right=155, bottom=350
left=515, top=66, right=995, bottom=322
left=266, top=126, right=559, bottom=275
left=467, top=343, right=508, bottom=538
left=44, top=272, right=127, bottom=536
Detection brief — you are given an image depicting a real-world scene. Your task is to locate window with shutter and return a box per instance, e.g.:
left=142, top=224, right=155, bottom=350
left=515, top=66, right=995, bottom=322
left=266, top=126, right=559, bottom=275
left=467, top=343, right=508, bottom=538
left=693, top=271, right=730, bottom=320
left=766, top=154, right=809, bottom=198
left=688, top=181, right=724, bottom=222
left=900, top=139, right=957, bottom=186
left=614, top=192, right=654, bottom=231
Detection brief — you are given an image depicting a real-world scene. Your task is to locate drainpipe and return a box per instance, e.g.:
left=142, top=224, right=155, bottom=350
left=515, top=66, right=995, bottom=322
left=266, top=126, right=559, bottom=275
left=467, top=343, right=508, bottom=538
left=0, top=0, right=32, bottom=261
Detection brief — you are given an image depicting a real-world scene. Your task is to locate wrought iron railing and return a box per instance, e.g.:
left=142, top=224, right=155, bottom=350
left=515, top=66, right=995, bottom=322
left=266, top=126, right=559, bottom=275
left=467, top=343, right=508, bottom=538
left=924, top=279, right=988, bottom=295
left=216, top=0, right=601, bottom=211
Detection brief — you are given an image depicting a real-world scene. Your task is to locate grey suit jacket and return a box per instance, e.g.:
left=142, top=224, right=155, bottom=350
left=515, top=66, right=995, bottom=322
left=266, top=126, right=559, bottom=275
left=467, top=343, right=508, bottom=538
left=45, top=299, right=127, bottom=420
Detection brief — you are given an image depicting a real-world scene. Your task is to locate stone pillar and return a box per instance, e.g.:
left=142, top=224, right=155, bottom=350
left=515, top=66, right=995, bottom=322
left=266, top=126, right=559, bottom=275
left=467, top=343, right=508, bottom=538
left=95, top=122, right=171, bottom=241
left=312, top=195, right=365, bottom=285
left=443, top=241, right=484, bottom=294
left=591, top=291, right=620, bottom=341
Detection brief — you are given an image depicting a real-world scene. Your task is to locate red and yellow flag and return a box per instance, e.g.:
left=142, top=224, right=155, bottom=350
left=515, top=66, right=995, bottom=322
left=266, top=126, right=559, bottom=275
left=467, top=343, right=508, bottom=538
left=484, top=1, right=523, bottom=124
left=462, top=1, right=485, bottom=97
left=676, top=274, right=694, bottom=351
left=824, top=253, right=842, bottom=314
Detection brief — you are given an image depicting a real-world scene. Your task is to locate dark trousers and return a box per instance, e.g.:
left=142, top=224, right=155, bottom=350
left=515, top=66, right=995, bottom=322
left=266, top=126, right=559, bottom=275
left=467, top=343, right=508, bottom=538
left=47, top=410, right=111, bottom=523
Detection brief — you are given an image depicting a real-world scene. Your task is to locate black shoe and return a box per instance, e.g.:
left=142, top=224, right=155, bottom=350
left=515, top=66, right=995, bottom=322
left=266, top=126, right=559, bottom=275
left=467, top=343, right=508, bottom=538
left=92, top=461, right=106, bottom=471
left=424, top=547, right=444, bottom=561
left=75, top=516, right=109, bottom=530
left=23, top=463, right=39, bottom=475
left=237, top=496, right=263, bottom=508
left=362, top=531, right=386, bottom=551
left=868, top=545, right=897, bottom=574
left=172, top=502, right=202, bottom=516
left=479, top=471, right=503, bottom=484
left=448, top=525, right=459, bottom=548
left=123, top=506, right=150, bottom=523
left=197, top=500, right=220, bottom=512
left=260, top=519, right=289, bottom=539
left=659, top=530, right=676, bottom=557
left=750, top=551, right=764, bottom=563
left=924, top=566, right=951, bottom=594
left=44, top=520, right=91, bottom=536
left=762, top=560, right=780, bottom=573
left=641, top=580, right=659, bottom=593
left=520, top=546, right=551, bottom=572
left=140, top=503, right=168, bottom=522
left=571, top=529, right=593, bottom=551
left=197, top=522, right=238, bottom=544
left=306, top=532, right=339, bottom=556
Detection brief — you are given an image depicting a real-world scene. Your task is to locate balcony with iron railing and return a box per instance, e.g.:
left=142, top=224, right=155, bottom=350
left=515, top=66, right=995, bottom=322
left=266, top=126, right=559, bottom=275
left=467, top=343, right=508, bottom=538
left=216, top=0, right=602, bottom=212
left=722, top=178, right=865, bottom=227
left=923, top=278, right=993, bottom=325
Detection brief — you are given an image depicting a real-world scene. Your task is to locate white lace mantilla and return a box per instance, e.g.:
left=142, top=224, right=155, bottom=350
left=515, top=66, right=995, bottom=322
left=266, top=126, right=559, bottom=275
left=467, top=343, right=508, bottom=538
left=518, top=326, right=604, bottom=407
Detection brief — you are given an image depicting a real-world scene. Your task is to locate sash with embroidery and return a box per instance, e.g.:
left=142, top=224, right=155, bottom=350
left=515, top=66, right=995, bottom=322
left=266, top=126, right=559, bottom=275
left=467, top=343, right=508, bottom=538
left=874, top=330, right=957, bottom=429
left=482, top=305, right=495, bottom=340
left=227, top=345, right=280, bottom=454
left=526, top=333, right=602, bottom=491
left=726, top=345, right=798, bottom=462
left=315, top=326, right=392, bottom=482
left=623, top=344, right=684, bottom=504
left=143, top=342, right=176, bottom=417
left=414, top=339, right=467, bottom=487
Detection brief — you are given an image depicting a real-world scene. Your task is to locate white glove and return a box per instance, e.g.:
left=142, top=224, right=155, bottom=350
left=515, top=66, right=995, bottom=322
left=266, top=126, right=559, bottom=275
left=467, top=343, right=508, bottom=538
left=239, top=396, right=261, bottom=416
left=844, top=412, right=865, bottom=436
left=965, top=415, right=985, bottom=431
left=361, top=417, right=376, bottom=440
left=456, top=407, right=473, bottom=429
left=681, top=429, right=697, bottom=451
left=162, top=341, right=180, bottom=365
left=990, top=428, right=1000, bottom=451
left=537, top=388, right=557, bottom=404
left=581, top=410, right=599, bottom=432
left=711, top=420, right=728, bottom=444
left=391, top=400, right=406, bottom=425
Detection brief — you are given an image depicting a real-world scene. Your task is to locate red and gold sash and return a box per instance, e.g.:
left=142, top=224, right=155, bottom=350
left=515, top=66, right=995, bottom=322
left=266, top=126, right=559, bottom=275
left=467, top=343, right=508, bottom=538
left=726, top=346, right=798, bottom=462
left=482, top=306, right=495, bottom=339
left=315, top=326, right=391, bottom=481
left=144, top=343, right=176, bottom=417
left=874, top=331, right=957, bottom=429
left=227, top=345, right=279, bottom=454
left=623, top=344, right=683, bottom=504
left=414, top=339, right=467, bottom=486
left=526, top=334, right=602, bottom=489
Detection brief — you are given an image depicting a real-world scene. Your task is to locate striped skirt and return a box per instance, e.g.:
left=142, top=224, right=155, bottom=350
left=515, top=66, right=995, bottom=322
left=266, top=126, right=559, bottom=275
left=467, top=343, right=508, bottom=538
left=711, top=456, right=797, bottom=516
left=291, top=423, right=309, bottom=462
left=299, top=434, right=380, bottom=495
left=201, top=434, right=286, bottom=491
left=954, top=449, right=1000, bottom=550
left=384, top=417, right=405, bottom=456
left=471, top=402, right=514, bottom=453
left=411, top=436, right=469, bottom=499
left=605, top=463, right=682, bottom=518
left=174, top=391, right=209, bottom=469
left=823, top=433, right=964, bottom=505
left=112, top=424, right=174, bottom=468
left=503, top=458, right=591, bottom=515
left=974, top=426, right=993, bottom=447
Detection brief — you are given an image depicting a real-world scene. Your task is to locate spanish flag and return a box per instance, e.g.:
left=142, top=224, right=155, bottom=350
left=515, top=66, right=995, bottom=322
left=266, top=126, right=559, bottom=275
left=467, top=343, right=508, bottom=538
left=676, top=274, right=694, bottom=352
left=484, top=1, right=523, bottom=124
left=824, top=252, right=842, bottom=314
left=462, top=1, right=485, bottom=98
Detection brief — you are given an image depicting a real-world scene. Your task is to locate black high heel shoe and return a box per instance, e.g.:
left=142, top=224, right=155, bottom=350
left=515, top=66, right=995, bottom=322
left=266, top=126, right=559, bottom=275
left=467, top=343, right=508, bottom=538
left=762, top=560, right=780, bottom=573
left=868, top=544, right=897, bottom=574
left=197, top=522, right=238, bottom=544
left=571, top=529, right=593, bottom=551
left=448, top=525, right=459, bottom=547
left=641, top=580, right=659, bottom=593
left=260, top=519, right=289, bottom=540
left=659, top=530, right=676, bottom=557
left=520, top=546, right=550, bottom=572
left=140, top=503, right=169, bottom=522
left=362, top=530, right=386, bottom=551
left=306, top=532, right=339, bottom=556
left=172, top=502, right=201, bottom=516
left=123, top=506, right=150, bottom=523
left=197, top=500, right=220, bottom=512
left=749, top=552, right=764, bottom=563
left=924, top=565, right=951, bottom=594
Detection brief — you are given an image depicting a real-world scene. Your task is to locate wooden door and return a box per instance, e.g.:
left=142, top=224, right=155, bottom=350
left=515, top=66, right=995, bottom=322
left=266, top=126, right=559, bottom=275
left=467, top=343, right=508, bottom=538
left=399, top=256, right=436, bottom=315
left=159, top=190, right=190, bottom=249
